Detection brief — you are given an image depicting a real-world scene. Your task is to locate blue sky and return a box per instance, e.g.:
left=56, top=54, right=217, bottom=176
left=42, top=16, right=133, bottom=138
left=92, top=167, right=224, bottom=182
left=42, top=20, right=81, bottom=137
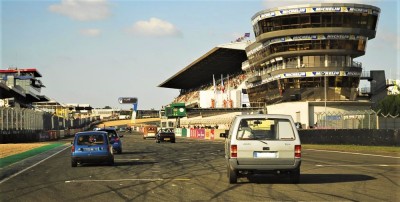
left=1, top=0, right=399, bottom=110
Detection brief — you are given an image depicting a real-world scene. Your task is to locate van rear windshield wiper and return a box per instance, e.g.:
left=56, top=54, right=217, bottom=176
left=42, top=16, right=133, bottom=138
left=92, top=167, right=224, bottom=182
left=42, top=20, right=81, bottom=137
left=258, top=140, right=269, bottom=145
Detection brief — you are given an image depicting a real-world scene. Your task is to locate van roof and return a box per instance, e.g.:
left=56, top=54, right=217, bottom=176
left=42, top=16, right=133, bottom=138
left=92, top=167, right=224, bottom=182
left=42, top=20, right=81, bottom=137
left=235, top=114, right=293, bottom=119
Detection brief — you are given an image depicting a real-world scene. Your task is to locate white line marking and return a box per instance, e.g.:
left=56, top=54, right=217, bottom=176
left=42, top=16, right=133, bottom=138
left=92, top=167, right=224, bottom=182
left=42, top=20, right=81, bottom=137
left=305, top=149, right=400, bottom=159
left=316, top=164, right=399, bottom=167
left=114, top=159, right=155, bottom=161
left=65, top=178, right=190, bottom=183
left=0, top=145, right=71, bottom=184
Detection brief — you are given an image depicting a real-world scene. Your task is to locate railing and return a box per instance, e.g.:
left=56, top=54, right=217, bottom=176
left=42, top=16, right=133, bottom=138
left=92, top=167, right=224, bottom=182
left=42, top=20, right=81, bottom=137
left=361, top=71, right=371, bottom=78
left=314, top=110, right=399, bottom=129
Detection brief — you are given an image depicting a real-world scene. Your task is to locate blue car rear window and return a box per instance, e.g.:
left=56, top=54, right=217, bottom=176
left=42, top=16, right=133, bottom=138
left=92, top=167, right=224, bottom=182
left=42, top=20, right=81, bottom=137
left=107, top=133, right=118, bottom=139
left=77, top=135, right=105, bottom=145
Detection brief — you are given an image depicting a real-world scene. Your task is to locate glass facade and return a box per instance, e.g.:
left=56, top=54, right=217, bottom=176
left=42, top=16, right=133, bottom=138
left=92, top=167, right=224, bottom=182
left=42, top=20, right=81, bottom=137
left=248, top=39, right=365, bottom=65
left=254, top=12, right=378, bottom=37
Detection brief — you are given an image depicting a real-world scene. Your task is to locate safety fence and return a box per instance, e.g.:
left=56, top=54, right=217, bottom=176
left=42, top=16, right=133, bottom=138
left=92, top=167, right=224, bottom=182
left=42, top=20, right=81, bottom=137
left=0, top=107, right=101, bottom=143
left=315, top=110, right=399, bottom=129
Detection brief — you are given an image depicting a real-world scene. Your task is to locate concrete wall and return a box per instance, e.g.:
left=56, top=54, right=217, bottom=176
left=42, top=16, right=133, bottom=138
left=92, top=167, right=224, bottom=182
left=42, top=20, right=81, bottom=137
left=299, top=129, right=400, bottom=146
left=267, top=102, right=309, bottom=127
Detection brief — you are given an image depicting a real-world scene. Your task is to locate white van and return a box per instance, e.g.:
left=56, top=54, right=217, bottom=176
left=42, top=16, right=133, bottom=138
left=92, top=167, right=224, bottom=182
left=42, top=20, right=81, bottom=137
left=220, top=114, right=301, bottom=184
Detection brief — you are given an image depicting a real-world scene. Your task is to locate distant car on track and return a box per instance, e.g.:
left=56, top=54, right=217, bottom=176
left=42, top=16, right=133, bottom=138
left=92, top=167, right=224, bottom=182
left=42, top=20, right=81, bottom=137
left=71, top=131, right=114, bottom=167
left=98, top=128, right=123, bottom=154
left=143, top=125, right=157, bottom=139
left=155, top=129, right=176, bottom=143
left=294, top=122, right=303, bottom=129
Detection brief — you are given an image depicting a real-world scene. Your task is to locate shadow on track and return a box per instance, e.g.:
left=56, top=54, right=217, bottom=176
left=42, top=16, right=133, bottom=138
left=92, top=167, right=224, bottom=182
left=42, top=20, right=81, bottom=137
left=243, top=174, right=375, bottom=184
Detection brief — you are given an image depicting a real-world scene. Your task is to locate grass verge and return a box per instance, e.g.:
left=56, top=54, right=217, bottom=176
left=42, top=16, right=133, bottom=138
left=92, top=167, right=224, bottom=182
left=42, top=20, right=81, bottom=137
left=0, top=143, right=65, bottom=168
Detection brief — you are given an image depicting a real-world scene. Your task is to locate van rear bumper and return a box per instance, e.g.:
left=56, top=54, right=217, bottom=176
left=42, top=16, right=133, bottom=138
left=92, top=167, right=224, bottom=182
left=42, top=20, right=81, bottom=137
left=228, top=158, right=301, bottom=171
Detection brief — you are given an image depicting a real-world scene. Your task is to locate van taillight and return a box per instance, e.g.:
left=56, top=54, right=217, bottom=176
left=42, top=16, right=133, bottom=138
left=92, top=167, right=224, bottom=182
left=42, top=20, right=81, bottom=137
left=71, top=145, right=75, bottom=152
left=231, top=145, right=237, bottom=158
left=295, top=145, right=301, bottom=158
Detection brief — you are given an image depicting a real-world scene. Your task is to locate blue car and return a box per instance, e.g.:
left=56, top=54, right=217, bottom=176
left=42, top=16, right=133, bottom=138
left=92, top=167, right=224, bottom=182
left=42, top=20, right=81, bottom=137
left=71, top=131, right=114, bottom=167
left=98, top=128, right=123, bottom=154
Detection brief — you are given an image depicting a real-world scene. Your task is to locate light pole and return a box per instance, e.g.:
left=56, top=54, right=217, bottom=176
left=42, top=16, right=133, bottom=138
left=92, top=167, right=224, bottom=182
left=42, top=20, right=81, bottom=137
left=324, top=75, right=327, bottom=128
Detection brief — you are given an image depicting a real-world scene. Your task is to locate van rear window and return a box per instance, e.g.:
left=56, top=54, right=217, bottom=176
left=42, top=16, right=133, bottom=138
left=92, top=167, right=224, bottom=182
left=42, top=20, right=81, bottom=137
left=236, top=118, right=295, bottom=140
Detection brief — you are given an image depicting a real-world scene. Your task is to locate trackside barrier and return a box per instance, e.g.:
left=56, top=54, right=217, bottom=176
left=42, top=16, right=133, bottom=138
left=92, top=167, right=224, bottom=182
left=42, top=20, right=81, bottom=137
left=0, top=107, right=101, bottom=143
left=299, top=129, right=400, bottom=146
left=138, top=124, right=399, bottom=146
left=187, top=129, right=225, bottom=140
left=138, top=125, right=225, bottom=141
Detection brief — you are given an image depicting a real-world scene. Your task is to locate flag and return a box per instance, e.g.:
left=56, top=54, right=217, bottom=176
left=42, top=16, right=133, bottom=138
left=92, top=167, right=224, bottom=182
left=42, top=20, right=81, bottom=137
left=244, top=33, right=250, bottom=37
left=213, top=74, right=216, bottom=94
left=221, top=74, right=225, bottom=93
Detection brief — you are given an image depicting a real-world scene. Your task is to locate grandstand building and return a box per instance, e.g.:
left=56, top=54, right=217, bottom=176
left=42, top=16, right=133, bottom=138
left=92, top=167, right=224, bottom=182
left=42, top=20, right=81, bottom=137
left=0, top=68, right=49, bottom=108
left=245, top=3, right=380, bottom=104
left=159, top=42, right=251, bottom=109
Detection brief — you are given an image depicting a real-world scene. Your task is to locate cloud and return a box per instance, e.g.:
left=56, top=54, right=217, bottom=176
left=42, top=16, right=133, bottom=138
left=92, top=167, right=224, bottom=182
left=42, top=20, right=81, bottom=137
left=80, top=28, right=101, bottom=37
left=126, top=18, right=182, bottom=38
left=49, top=0, right=111, bottom=21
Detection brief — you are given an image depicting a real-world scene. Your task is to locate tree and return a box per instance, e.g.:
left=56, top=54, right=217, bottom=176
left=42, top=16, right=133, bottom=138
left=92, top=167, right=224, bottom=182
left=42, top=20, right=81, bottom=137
left=103, top=106, right=112, bottom=109
left=375, top=95, right=400, bottom=116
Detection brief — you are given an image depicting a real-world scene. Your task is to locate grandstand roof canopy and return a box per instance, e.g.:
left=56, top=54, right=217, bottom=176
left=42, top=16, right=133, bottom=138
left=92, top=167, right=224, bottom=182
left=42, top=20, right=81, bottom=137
left=158, top=42, right=249, bottom=90
left=0, top=68, right=42, bottom=77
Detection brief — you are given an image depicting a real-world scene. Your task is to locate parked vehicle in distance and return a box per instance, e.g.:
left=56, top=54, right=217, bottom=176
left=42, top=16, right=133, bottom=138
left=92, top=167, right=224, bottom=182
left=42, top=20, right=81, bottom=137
left=294, top=122, right=302, bottom=129
left=98, top=128, right=123, bottom=154
left=156, top=129, right=176, bottom=143
left=220, top=114, right=301, bottom=184
left=71, top=131, right=114, bottom=167
left=143, top=125, right=157, bottom=139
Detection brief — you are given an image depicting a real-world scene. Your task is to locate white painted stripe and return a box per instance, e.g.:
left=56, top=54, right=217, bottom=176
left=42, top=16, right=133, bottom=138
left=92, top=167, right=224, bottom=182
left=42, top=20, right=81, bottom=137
left=0, top=145, right=71, bottom=184
left=65, top=178, right=190, bottom=183
left=114, top=159, right=155, bottom=161
left=316, top=164, right=399, bottom=167
left=306, top=149, right=400, bottom=159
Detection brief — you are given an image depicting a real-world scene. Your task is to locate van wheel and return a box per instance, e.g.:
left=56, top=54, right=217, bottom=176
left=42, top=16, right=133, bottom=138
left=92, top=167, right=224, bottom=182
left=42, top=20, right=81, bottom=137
left=71, top=160, right=77, bottom=167
left=290, top=168, right=300, bottom=184
left=228, top=166, right=237, bottom=184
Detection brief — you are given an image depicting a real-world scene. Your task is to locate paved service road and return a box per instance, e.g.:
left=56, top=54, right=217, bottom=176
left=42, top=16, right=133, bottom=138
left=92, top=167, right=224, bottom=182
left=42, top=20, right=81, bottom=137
left=1, top=132, right=399, bottom=201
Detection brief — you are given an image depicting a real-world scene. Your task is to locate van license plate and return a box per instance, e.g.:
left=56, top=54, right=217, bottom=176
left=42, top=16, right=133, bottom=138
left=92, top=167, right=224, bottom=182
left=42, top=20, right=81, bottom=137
left=164, top=138, right=170, bottom=141
left=254, top=152, right=276, bottom=158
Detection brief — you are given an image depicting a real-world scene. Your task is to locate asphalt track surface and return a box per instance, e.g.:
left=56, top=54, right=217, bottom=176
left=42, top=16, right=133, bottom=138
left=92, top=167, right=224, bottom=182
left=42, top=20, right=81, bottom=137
left=0, top=132, right=399, bottom=201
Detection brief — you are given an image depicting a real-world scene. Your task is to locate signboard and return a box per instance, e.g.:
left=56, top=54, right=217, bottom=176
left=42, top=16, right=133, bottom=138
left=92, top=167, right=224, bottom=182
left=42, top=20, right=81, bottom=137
left=165, top=103, right=186, bottom=118
left=118, top=97, right=138, bottom=104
